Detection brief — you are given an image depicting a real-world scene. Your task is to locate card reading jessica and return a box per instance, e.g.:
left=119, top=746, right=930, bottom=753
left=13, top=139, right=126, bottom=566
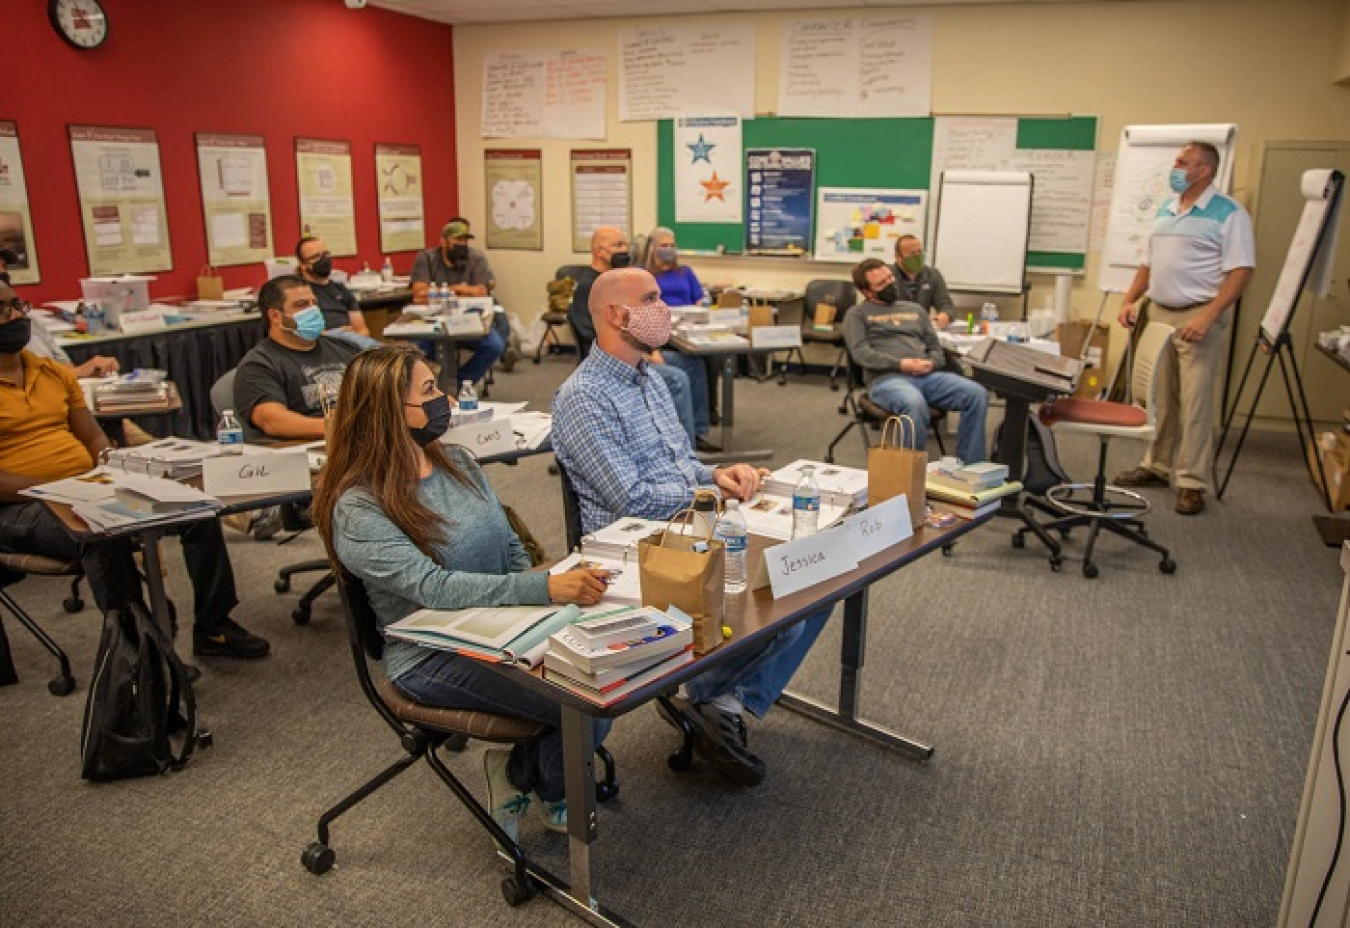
left=751, top=531, right=859, bottom=599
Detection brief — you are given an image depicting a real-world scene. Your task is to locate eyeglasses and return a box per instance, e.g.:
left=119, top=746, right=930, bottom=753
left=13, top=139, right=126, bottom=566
left=0, top=300, right=31, bottom=322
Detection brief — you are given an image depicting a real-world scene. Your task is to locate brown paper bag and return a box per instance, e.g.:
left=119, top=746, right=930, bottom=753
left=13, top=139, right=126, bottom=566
left=868, top=415, right=927, bottom=527
left=638, top=508, right=725, bottom=655
left=717, top=289, right=744, bottom=309
left=196, top=265, right=224, bottom=301
left=813, top=303, right=838, bottom=327
left=748, top=303, right=775, bottom=329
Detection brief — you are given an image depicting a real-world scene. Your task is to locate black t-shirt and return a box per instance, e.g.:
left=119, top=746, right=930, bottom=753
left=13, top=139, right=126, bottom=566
left=567, top=266, right=600, bottom=342
left=232, top=335, right=362, bottom=441
left=308, top=278, right=360, bottom=330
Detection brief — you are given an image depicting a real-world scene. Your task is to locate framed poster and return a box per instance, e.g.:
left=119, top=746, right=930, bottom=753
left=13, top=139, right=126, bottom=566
left=196, top=132, right=273, bottom=267
left=0, top=121, right=40, bottom=284
left=571, top=149, right=631, bottom=252
left=484, top=149, right=542, bottom=251
left=375, top=143, right=425, bottom=254
left=69, top=125, right=173, bottom=275
left=814, top=188, right=926, bottom=263
left=745, top=147, right=815, bottom=255
left=295, top=137, right=356, bottom=257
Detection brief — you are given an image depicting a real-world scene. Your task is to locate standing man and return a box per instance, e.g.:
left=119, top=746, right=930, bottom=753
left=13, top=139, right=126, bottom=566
left=568, top=226, right=702, bottom=447
left=295, top=236, right=370, bottom=336
left=1115, top=142, right=1254, bottom=516
left=409, top=219, right=512, bottom=376
left=845, top=258, right=989, bottom=465
left=891, top=234, right=955, bottom=330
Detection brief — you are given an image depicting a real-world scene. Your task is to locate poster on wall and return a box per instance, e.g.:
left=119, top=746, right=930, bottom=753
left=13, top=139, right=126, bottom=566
left=484, top=149, right=542, bottom=251
left=482, top=49, right=607, bottom=140
left=814, top=188, right=926, bottom=263
left=778, top=16, right=933, bottom=119
left=619, top=26, right=755, bottom=122
left=374, top=143, right=425, bottom=254
left=675, top=115, right=742, bottom=223
left=295, top=138, right=356, bottom=257
left=69, top=125, right=173, bottom=276
left=745, top=148, right=815, bottom=255
left=571, top=149, right=631, bottom=253
left=195, top=132, right=273, bottom=267
left=0, top=121, right=40, bottom=285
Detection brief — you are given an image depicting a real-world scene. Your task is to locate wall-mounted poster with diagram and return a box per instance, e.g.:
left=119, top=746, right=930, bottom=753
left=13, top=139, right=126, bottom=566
left=69, top=124, right=173, bottom=275
left=196, top=132, right=273, bottom=267
left=485, top=149, right=542, bottom=251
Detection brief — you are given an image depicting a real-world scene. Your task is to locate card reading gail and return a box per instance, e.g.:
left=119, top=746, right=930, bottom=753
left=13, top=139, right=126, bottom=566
left=203, top=451, right=309, bottom=497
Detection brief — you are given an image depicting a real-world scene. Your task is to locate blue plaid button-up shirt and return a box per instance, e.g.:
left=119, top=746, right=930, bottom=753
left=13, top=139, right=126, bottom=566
left=553, top=345, right=717, bottom=535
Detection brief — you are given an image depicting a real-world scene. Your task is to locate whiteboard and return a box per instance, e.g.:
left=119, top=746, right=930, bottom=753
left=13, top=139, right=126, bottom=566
left=931, top=170, right=1033, bottom=294
left=1098, top=123, right=1238, bottom=292
left=1260, top=169, right=1344, bottom=343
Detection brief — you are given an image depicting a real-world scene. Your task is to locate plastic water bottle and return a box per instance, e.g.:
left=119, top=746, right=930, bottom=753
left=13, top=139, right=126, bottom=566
left=86, top=302, right=105, bottom=334
left=381, top=257, right=393, bottom=283
left=442, top=283, right=459, bottom=316
left=217, top=409, right=244, bottom=455
left=716, top=499, right=748, bottom=594
left=457, top=379, right=478, bottom=412
left=792, top=465, right=821, bottom=538
left=980, top=301, right=999, bottom=334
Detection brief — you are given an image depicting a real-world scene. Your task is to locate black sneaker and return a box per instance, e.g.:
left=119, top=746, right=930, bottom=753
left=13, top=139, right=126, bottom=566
left=193, top=617, right=271, bottom=660
left=661, top=696, right=765, bottom=787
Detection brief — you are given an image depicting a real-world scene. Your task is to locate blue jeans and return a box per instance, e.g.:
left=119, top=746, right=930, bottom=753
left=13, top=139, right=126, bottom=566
left=869, top=371, right=989, bottom=465
left=683, top=607, right=832, bottom=718
left=652, top=363, right=696, bottom=445
left=394, top=651, right=611, bottom=803
left=456, top=327, right=506, bottom=385
left=659, top=349, right=711, bottom=438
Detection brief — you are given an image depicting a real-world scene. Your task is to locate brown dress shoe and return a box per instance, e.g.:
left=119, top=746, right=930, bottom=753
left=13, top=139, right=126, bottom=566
left=1176, top=488, right=1205, bottom=515
left=1114, top=467, right=1169, bottom=488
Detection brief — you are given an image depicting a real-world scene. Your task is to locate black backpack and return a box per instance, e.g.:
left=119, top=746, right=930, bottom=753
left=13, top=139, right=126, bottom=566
left=81, top=602, right=196, bottom=781
left=992, top=415, right=1072, bottom=498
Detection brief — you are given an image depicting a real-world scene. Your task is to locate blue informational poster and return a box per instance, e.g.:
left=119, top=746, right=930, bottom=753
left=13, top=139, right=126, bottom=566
left=744, top=148, right=815, bottom=254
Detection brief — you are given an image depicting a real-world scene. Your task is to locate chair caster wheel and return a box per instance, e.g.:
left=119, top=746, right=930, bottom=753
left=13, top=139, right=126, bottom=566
left=1011, top=533, right=1026, bottom=549
left=941, top=545, right=953, bottom=557
left=1082, top=562, right=1099, bottom=580
left=501, top=874, right=535, bottom=907
left=1159, top=558, right=1177, bottom=574
left=1057, top=529, right=1072, bottom=540
left=301, top=841, right=335, bottom=875
left=547, top=464, right=559, bottom=476
left=195, top=729, right=214, bottom=749
left=667, top=750, right=693, bottom=773
left=48, top=675, right=76, bottom=696
left=274, top=578, right=291, bottom=594
left=63, top=597, right=84, bottom=614
left=532, top=357, right=542, bottom=365
left=596, top=779, right=620, bottom=802
left=830, top=383, right=840, bottom=392
left=443, top=733, right=469, bottom=752
left=292, top=607, right=311, bottom=626
left=1049, top=556, right=1063, bottom=572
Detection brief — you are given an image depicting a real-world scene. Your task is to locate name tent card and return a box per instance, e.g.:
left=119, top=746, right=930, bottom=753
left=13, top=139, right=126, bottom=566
left=203, top=450, right=309, bottom=497
left=750, top=324, right=804, bottom=349
left=118, top=310, right=169, bottom=334
left=752, top=531, right=859, bottom=599
left=838, top=493, right=914, bottom=563
left=442, top=419, right=516, bottom=459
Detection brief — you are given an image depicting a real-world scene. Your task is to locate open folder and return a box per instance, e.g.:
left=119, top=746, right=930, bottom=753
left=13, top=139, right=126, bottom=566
left=384, top=603, right=585, bottom=667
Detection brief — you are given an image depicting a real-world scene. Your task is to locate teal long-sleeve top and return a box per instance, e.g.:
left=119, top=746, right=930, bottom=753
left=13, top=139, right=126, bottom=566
left=331, top=446, right=550, bottom=680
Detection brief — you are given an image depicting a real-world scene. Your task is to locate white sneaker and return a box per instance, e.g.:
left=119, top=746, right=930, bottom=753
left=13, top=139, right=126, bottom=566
left=483, top=749, right=530, bottom=845
left=533, top=794, right=567, bottom=833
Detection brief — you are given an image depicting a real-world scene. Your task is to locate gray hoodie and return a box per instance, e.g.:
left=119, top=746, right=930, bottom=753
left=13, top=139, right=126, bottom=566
left=843, top=299, right=946, bottom=387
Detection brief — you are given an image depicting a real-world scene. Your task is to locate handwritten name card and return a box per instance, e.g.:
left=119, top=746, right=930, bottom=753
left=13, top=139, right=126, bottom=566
left=202, top=451, right=309, bottom=497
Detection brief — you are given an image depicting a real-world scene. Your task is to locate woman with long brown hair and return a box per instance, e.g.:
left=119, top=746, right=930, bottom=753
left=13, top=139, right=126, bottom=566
left=313, top=345, right=609, bottom=844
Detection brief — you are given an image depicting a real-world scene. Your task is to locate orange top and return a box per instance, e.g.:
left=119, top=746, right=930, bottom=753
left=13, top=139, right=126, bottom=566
left=0, top=350, right=96, bottom=481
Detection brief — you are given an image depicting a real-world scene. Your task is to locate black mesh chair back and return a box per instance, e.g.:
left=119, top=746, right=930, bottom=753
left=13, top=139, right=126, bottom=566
left=556, top=460, right=585, bottom=551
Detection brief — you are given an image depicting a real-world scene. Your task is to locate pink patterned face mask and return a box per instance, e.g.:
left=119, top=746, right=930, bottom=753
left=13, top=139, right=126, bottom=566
left=620, top=300, right=671, bottom=349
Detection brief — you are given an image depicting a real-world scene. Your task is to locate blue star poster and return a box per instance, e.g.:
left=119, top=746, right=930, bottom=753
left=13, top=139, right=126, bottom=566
left=745, top=148, right=815, bottom=254
left=675, top=115, right=742, bottom=223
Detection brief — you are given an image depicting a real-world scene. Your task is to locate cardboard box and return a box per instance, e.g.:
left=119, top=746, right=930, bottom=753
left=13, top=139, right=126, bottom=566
left=1057, top=322, right=1110, bottom=399
left=1307, top=430, right=1350, bottom=511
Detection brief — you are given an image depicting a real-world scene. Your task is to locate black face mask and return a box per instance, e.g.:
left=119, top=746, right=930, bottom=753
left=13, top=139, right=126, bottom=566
left=446, top=243, right=469, bottom=263
left=0, top=272, right=10, bottom=286
left=0, top=317, right=31, bottom=354
left=875, top=283, right=900, bottom=305
left=609, top=251, right=631, bottom=269
left=408, top=393, right=452, bottom=447
left=309, top=256, right=333, bottom=279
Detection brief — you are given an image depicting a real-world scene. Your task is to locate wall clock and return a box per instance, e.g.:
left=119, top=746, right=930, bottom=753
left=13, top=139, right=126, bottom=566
left=49, top=0, right=109, bottom=51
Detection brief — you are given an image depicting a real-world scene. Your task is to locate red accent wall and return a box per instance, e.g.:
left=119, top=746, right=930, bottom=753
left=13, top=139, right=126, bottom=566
left=9, top=0, right=457, bottom=305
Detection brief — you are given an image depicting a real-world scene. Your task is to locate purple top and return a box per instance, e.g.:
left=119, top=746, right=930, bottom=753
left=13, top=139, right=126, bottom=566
left=653, top=265, right=703, bottom=307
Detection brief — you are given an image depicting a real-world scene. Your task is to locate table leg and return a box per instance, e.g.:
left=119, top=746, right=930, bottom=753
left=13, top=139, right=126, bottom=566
left=139, top=527, right=175, bottom=636
left=698, top=354, right=773, bottom=463
left=778, top=588, right=934, bottom=761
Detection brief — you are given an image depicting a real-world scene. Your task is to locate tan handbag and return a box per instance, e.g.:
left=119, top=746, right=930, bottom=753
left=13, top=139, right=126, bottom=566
left=868, top=415, right=927, bottom=527
left=637, top=498, right=725, bottom=655
left=196, top=266, right=225, bottom=301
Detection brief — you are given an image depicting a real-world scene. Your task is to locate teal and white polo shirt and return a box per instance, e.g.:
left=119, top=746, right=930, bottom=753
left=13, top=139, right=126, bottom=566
left=1144, top=184, right=1255, bottom=308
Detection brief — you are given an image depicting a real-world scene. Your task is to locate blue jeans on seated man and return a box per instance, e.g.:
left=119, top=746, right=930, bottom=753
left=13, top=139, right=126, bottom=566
left=869, top=370, right=989, bottom=465
left=657, top=348, right=711, bottom=438
left=394, top=650, right=612, bottom=803
left=682, top=607, right=831, bottom=718
left=651, top=363, right=697, bottom=446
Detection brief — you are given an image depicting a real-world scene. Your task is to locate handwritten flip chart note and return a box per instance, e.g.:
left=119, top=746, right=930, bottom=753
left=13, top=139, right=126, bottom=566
left=483, top=50, right=606, bottom=140
left=778, top=16, right=933, bottom=118
left=619, top=26, right=755, bottom=122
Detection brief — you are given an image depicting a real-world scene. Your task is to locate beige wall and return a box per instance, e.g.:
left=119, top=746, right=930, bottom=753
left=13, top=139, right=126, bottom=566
left=454, top=0, right=1350, bottom=359
left=1337, top=0, right=1350, bottom=82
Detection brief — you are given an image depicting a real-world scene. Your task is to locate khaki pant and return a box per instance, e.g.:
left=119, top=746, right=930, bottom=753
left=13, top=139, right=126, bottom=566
left=1140, top=303, right=1227, bottom=491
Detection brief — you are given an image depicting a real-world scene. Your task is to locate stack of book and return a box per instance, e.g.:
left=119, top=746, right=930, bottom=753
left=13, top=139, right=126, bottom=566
left=22, top=469, right=221, bottom=532
left=544, top=606, right=694, bottom=707
left=764, top=459, right=869, bottom=509
left=678, top=324, right=749, bottom=348
left=92, top=369, right=171, bottom=411
left=925, top=461, right=1021, bottom=519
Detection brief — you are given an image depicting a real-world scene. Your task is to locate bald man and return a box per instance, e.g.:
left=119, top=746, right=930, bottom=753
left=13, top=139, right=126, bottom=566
left=552, top=267, right=830, bottom=787
left=568, top=227, right=701, bottom=446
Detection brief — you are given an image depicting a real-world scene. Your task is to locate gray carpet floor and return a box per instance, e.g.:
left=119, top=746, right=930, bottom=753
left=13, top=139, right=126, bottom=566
left=0, top=353, right=1342, bottom=928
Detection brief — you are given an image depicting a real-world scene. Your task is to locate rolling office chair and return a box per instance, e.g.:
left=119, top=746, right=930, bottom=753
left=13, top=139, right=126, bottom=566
left=301, top=574, right=618, bottom=909
left=778, top=279, right=858, bottom=390
left=1027, top=322, right=1178, bottom=579
left=210, top=370, right=332, bottom=625
left=0, top=554, right=83, bottom=696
